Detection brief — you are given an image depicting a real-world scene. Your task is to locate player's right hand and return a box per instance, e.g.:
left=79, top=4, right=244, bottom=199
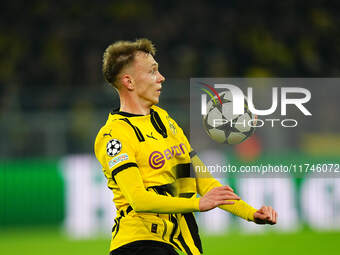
left=199, top=185, right=240, bottom=212
left=253, top=206, right=278, bottom=225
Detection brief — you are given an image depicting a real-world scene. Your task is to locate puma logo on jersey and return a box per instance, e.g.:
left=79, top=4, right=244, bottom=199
left=103, top=129, right=112, bottom=137
left=149, top=143, right=188, bottom=169
left=146, top=132, right=157, bottom=140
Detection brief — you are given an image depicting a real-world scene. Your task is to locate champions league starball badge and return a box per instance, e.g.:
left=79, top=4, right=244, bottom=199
left=106, top=139, right=122, bottom=157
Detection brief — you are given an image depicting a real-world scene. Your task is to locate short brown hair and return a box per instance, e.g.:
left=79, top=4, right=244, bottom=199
left=102, top=38, right=156, bottom=87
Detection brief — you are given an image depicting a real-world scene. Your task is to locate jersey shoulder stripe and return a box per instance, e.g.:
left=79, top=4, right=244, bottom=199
left=94, top=118, right=139, bottom=172
left=120, top=118, right=145, bottom=142
left=95, top=117, right=140, bottom=145
left=112, top=162, right=138, bottom=182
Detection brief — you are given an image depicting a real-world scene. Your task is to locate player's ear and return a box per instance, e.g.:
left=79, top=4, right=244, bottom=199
left=121, top=74, right=134, bottom=91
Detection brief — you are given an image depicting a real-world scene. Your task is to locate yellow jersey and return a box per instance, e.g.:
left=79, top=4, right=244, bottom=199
left=94, top=105, right=257, bottom=255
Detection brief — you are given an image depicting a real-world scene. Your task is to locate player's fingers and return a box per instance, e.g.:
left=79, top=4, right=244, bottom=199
left=267, top=207, right=274, bottom=224
left=273, top=210, right=278, bottom=224
left=225, top=191, right=240, bottom=199
left=209, top=187, right=224, bottom=196
left=215, top=190, right=240, bottom=200
left=256, top=206, right=265, bottom=216
left=253, top=212, right=267, bottom=223
left=267, top=206, right=273, bottom=222
left=214, top=195, right=227, bottom=201
left=254, top=211, right=266, bottom=220
left=262, top=206, right=271, bottom=220
left=270, top=208, right=276, bottom=224
left=215, top=194, right=239, bottom=201
left=215, top=186, right=228, bottom=191
left=216, top=186, right=234, bottom=193
left=207, top=187, right=226, bottom=197
left=224, top=185, right=234, bottom=192
left=257, top=206, right=266, bottom=214
left=257, top=206, right=271, bottom=222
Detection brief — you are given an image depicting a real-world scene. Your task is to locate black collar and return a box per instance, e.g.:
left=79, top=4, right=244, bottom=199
left=111, top=108, right=156, bottom=117
left=111, top=111, right=144, bottom=117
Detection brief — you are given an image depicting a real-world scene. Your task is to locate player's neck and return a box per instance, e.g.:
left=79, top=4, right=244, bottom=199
left=120, top=95, right=152, bottom=116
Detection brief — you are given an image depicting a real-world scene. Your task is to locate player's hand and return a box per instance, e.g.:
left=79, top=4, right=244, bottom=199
left=253, top=206, right=278, bottom=225
left=199, top=185, right=240, bottom=212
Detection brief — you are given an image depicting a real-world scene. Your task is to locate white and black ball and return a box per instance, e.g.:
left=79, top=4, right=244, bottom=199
left=202, top=90, right=256, bottom=144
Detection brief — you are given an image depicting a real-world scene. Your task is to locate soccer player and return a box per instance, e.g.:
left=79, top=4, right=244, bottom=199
left=94, top=39, right=277, bottom=255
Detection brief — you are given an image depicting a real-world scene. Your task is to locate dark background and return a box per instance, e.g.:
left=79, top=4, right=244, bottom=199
left=1, top=0, right=339, bottom=157
left=1, top=0, right=339, bottom=87
left=1, top=2, right=340, bottom=255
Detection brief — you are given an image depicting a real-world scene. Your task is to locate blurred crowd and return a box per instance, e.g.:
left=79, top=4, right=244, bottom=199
left=1, top=1, right=340, bottom=86
left=1, top=0, right=340, bottom=157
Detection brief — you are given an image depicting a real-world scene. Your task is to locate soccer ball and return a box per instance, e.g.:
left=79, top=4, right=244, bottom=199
left=202, top=90, right=256, bottom=144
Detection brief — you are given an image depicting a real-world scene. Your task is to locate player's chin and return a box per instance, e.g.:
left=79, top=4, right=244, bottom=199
left=152, top=95, right=160, bottom=104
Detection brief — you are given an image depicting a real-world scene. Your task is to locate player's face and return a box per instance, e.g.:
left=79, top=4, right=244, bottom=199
left=131, top=52, right=165, bottom=106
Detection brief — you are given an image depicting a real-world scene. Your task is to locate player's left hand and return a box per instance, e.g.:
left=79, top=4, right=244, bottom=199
left=253, top=206, right=277, bottom=225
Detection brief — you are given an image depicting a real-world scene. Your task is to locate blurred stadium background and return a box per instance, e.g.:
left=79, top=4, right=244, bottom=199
left=1, top=1, right=340, bottom=254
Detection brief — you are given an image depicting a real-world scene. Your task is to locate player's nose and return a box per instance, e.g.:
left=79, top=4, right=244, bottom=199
left=158, top=72, right=165, bottom=83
